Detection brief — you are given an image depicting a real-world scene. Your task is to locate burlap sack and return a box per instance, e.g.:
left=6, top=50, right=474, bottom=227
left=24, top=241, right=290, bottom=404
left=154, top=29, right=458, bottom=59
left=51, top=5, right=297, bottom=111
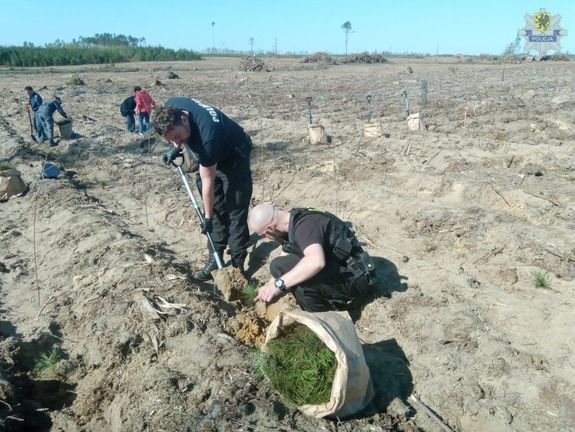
left=363, top=122, right=384, bottom=138
left=265, top=310, right=374, bottom=418
left=0, top=169, right=27, bottom=201
left=407, top=112, right=425, bottom=131
left=308, top=124, right=328, bottom=144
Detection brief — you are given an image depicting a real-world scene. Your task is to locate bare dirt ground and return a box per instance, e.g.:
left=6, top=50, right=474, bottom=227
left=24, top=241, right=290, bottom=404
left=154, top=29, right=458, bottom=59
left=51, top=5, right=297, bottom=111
left=1, top=56, right=574, bottom=431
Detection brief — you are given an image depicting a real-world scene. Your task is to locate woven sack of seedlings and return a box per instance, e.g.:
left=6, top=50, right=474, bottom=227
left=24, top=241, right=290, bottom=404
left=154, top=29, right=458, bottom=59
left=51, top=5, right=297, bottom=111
left=264, top=309, right=374, bottom=418
left=308, top=123, right=328, bottom=144
left=363, top=122, right=384, bottom=138
left=0, top=169, right=27, bottom=201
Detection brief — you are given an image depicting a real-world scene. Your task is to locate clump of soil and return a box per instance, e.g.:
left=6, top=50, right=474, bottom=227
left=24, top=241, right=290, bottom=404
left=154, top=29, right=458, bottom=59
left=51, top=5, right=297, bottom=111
left=212, top=266, right=247, bottom=301
left=226, top=309, right=268, bottom=347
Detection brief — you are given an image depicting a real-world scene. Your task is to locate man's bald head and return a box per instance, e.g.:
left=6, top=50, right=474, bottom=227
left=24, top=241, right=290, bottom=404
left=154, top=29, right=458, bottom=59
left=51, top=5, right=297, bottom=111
left=249, top=203, right=277, bottom=236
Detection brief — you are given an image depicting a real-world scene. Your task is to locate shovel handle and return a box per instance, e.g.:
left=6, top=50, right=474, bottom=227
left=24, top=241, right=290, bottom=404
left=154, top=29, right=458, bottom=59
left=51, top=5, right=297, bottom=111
left=175, top=165, right=223, bottom=269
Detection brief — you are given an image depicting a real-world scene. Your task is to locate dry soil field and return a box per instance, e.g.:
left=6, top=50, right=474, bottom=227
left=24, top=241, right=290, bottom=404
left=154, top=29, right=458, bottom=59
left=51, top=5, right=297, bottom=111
left=1, top=56, right=574, bottom=431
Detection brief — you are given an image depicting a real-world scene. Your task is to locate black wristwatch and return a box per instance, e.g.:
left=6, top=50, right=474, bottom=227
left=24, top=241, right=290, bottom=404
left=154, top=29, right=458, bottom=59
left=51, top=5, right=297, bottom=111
left=274, top=278, right=287, bottom=292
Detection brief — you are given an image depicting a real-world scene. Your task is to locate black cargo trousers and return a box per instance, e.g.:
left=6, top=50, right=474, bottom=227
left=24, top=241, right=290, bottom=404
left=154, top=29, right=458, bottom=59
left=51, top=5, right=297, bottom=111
left=270, top=254, right=372, bottom=312
left=195, top=145, right=252, bottom=268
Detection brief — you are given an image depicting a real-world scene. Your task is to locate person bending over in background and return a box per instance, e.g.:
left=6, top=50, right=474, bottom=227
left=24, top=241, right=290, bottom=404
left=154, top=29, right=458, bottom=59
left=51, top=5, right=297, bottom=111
left=36, top=95, right=69, bottom=146
left=120, top=93, right=137, bottom=133
left=154, top=97, right=253, bottom=281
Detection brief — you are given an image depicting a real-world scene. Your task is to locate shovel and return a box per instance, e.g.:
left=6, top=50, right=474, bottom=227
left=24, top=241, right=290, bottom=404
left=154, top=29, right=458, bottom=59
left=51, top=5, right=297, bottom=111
left=366, top=94, right=373, bottom=123
left=175, top=164, right=223, bottom=270
left=305, top=96, right=313, bottom=125
left=27, top=109, right=37, bottom=143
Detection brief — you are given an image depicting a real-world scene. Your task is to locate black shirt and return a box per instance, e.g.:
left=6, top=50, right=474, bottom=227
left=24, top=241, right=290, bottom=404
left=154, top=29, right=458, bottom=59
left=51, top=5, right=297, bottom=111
left=291, top=212, right=344, bottom=280
left=120, top=96, right=136, bottom=116
left=292, top=213, right=332, bottom=255
left=165, top=97, right=249, bottom=167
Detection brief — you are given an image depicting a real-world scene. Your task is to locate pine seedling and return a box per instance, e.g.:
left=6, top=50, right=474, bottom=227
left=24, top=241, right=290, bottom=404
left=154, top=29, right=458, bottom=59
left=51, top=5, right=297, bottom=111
left=532, top=270, right=550, bottom=289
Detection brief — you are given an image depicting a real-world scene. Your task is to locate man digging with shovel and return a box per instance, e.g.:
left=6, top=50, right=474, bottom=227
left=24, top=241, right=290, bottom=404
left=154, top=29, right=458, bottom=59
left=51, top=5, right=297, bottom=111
left=153, top=98, right=253, bottom=281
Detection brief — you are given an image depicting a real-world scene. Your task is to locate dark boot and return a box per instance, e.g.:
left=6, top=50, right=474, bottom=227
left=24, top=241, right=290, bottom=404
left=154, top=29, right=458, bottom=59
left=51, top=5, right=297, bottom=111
left=193, top=251, right=222, bottom=281
left=231, top=254, right=246, bottom=273
left=49, top=138, right=57, bottom=147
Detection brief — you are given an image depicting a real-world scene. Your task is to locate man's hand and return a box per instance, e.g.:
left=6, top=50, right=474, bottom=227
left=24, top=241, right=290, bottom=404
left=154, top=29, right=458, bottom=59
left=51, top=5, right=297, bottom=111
left=162, top=147, right=183, bottom=166
left=200, top=217, right=213, bottom=234
left=254, top=280, right=283, bottom=304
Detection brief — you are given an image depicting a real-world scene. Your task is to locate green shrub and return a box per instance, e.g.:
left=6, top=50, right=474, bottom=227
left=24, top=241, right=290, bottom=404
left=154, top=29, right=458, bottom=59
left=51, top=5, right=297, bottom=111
left=0, top=163, right=15, bottom=171
left=66, top=75, right=85, bottom=85
left=259, top=325, right=336, bottom=406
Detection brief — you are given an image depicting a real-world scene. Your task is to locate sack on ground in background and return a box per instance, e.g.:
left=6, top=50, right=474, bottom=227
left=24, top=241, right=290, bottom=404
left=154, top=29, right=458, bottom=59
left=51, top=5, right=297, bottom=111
left=265, top=309, right=374, bottom=418
left=308, top=123, right=328, bottom=144
left=0, top=169, right=27, bottom=201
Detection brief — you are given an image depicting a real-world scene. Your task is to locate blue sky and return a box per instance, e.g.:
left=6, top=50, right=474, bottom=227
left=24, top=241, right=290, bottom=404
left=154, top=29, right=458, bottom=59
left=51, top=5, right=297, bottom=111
left=0, top=1, right=572, bottom=55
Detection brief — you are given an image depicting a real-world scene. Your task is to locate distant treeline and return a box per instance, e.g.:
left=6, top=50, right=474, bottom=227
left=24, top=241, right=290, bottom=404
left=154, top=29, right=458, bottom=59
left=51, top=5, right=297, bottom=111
left=0, top=33, right=201, bottom=67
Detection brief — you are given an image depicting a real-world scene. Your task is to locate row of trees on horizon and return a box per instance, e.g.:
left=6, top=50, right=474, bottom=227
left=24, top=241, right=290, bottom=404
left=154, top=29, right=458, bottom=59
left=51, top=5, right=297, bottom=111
left=0, top=33, right=201, bottom=67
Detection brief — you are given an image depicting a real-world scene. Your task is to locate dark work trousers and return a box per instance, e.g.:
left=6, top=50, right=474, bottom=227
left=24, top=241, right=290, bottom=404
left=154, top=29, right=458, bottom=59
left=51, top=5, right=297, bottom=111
left=196, top=154, right=252, bottom=266
left=270, top=254, right=355, bottom=312
left=124, top=113, right=135, bottom=132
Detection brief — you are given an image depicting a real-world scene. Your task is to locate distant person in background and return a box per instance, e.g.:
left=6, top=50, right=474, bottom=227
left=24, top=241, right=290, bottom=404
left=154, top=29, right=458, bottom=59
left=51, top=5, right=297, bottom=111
left=120, top=94, right=136, bottom=133
left=25, top=86, right=43, bottom=131
left=134, top=86, right=155, bottom=135
left=36, top=95, right=69, bottom=146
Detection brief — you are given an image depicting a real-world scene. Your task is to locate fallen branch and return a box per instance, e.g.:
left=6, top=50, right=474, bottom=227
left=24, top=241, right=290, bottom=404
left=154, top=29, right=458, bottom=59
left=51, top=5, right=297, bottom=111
left=491, top=186, right=511, bottom=207
left=35, top=292, right=59, bottom=322
left=409, top=394, right=454, bottom=432
left=522, top=190, right=559, bottom=207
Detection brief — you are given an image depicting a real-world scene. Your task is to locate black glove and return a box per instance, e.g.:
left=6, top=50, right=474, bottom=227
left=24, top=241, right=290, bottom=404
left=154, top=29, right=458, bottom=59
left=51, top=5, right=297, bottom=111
left=162, top=147, right=183, bottom=166
left=201, top=218, right=213, bottom=234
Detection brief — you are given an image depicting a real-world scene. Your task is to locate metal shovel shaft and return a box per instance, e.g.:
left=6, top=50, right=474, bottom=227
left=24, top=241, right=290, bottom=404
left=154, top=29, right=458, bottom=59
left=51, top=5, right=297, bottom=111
left=176, top=165, right=223, bottom=269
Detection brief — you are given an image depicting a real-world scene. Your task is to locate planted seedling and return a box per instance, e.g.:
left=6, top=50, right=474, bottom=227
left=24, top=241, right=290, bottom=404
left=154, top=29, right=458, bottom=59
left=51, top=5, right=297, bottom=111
left=33, top=348, right=63, bottom=376
left=532, top=270, right=550, bottom=289
left=242, top=280, right=260, bottom=306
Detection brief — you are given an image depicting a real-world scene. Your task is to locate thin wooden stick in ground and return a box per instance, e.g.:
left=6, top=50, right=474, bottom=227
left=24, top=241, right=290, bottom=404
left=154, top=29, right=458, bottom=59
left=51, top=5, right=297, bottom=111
left=33, top=198, right=41, bottom=305
left=143, top=136, right=151, bottom=228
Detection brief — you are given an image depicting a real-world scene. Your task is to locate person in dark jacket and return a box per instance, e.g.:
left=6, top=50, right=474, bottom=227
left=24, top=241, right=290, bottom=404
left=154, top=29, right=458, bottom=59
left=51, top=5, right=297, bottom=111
left=153, top=98, right=253, bottom=280
left=249, top=204, right=374, bottom=312
left=120, top=95, right=136, bottom=132
left=36, top=95, right=69, bottom=146
left=25, top=86, right=43, bottom=131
